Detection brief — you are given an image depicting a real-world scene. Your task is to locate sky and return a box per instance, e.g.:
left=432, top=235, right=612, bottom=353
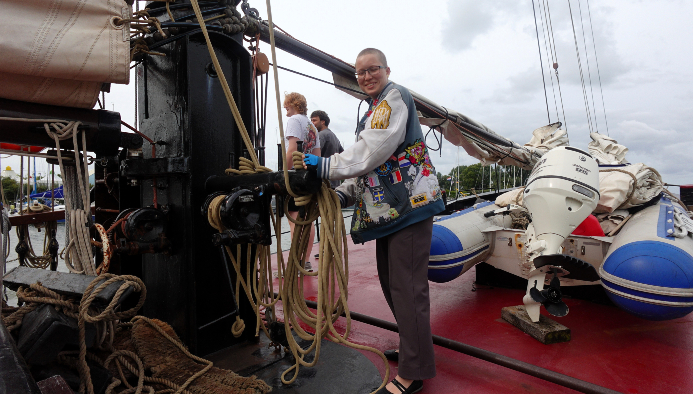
left=5, top=0, right=693, bottom=190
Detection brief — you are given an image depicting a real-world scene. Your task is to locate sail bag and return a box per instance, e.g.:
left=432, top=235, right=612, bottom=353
left=0, top=0, right=131, bottom=108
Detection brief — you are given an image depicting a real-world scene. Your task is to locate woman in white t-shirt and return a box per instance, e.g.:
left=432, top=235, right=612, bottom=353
left=283, top=92, right=320, bottom=271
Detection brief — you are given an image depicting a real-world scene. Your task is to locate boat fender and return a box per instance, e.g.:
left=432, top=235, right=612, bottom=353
left=428, top=225, right=466, bottom=283
left=600, top=240, right=693, bottom=320
left=571, top=214, right=604, bottom=237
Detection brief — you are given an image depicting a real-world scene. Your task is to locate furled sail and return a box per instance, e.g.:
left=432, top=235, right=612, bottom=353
left=0, top=0, right=132, bottom=108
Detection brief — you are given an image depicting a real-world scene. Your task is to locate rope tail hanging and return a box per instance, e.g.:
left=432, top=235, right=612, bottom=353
left=187, top=0, right=390, bottom=390
left=0, top=116, right=104, bottom=276
left=44, top=121, right=97, bottom=276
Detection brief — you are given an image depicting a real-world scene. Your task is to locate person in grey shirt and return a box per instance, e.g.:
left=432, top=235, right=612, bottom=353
left=310, top=110, right=344, bottom=188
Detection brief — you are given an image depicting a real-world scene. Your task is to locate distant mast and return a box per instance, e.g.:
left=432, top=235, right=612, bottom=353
left=33, top=157, right=37, bottom=194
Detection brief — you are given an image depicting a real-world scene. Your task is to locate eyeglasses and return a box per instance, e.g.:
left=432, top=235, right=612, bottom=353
left=355, top=66, right=384, bottom=79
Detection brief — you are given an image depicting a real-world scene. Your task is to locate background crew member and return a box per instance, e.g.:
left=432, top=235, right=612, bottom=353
left=310, top=110, right=344, bottom=188
left=284, top=92, right=320, bottom=272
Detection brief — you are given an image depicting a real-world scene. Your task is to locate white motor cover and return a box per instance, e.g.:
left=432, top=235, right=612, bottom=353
left=523, top=146, right=600, bottom=255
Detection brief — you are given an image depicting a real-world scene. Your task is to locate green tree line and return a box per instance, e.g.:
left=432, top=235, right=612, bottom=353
left=437, top=163, right=530, bottom=199
left=1, top=177, right=50, bottom=205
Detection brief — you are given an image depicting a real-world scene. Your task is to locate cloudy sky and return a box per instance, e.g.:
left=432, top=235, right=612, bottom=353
left=5, top=0, right=692, bottom=190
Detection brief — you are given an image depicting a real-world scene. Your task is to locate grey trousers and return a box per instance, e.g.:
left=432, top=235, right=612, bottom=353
left=375, top=217, right=436, bottom=380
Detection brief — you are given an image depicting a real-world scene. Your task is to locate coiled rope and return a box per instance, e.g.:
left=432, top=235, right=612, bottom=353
left=0, top=207, right=9, bottom=303
left=0, top=274, right=223, bottom=394
left=0, top=117, right=99, bottom=275
left=43, top=120, right=97, bottom=276
left=15, top=221, right=58, bottom=269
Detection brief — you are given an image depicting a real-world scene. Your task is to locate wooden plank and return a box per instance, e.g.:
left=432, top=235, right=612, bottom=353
left=501, top=305, right=571, bottom=344
left=2, top=266, right=133, bottom=307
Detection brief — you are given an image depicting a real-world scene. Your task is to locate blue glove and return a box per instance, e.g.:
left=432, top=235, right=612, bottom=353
left=303, top=153, right=319, bottom=169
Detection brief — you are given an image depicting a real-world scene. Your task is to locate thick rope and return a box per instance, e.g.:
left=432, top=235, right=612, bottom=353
left=0, top=206, right=9, bottom=303
left=182, top=1, right=388, bottom=389
left=77, top=274, right=147, bottom=394
left=262, top=0, right=300, bottom=199
left=43, top=121, right=96, bottom=276
left=94, top=223, right=113, bottom=275
left=207, top=181, right=389, bottom=392
left=15, top=222, right=58, bottom=269
left=1, top=282, right=79, bottom=331
left=2, top=275, right=219, bottom=394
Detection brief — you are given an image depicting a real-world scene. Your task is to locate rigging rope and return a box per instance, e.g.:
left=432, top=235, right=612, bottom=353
left=585, top=0, right=610, bottom=136
left=577, top=0, right=600, bottom=134
left=568, top=0, right=595, bottom=134
left=0, top=207, right=9, bottom=303
left=531, top=0, right=551, bottom=124
left=44, top=121, right=97, bottom=276
left=15, top=222, right=57, bottom=269
left=269, top=63, right=364, bottom=95
left=540, top=0, right=568, bottom=133
left=0, top=117, right=101, bottom=276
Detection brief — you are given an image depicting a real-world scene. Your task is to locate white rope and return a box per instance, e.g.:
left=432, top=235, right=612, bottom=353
left=44, top=121, right=96, bottom=276
left=1, top=207, right=10, bottom=303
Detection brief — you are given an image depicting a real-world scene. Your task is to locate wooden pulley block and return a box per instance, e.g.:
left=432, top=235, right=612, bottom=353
left=254, top=52, right=270, bottom=75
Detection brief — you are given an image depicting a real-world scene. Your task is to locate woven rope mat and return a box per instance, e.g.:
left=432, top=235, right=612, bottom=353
left=112, top=318, right=272, bottom=394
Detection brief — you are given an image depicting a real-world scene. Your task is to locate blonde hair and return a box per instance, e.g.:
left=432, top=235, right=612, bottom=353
left=283, top=92, right=308, bottom=115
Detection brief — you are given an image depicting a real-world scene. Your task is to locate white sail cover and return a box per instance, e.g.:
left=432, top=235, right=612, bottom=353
left=0, top=0, right=132, bottom=108
left=595, top=163, right=664, bottom=213
left=588, top=132, right=628, bottom=164
left=495, top=187, right=525, bottom=207
left=586, top=132, right=664, bottom=213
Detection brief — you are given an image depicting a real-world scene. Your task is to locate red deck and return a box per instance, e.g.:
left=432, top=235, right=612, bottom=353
left=271, top=237, right=693, bottom=394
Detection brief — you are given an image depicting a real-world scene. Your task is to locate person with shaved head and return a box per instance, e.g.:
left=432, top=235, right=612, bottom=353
left=303, top=48, right=443, bottom=394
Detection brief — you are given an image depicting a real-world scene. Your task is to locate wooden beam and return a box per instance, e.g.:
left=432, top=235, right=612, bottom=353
left=9, top=207, right=95, bottom=226
left=501, top=305, right=571, bottom=344
left=2, top=266, right=133, bottom=307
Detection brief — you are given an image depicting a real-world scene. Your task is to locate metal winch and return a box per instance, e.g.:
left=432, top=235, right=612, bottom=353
left=203, top=168, right=322, bottom=246
left=112, top=207, right=170, bottom=255
left=206, top=186, right=272, bottom=246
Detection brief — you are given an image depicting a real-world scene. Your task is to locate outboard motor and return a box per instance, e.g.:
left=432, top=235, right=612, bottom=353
left=521, top=146, right=600, bottom=322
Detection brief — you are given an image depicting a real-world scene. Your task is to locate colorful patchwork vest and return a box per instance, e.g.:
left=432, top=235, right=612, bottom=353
left=350, top=83, right=445, bottom=243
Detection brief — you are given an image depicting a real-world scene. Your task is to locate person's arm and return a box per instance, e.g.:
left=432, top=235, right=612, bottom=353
left=286, top=137, right=298, bottom=170
left=314, top=88, right=408, bottom=181
left=284, top=117, right=302, bottom=169
left=311, top=147, right=321, bottom=157
left=335, top=177, right=357, bottom=208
